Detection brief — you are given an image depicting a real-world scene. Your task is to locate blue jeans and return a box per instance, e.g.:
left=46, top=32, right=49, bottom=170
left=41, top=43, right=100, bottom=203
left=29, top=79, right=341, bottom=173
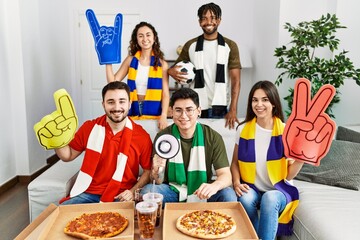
left=138, top=101, right=143, bottom=116
left=141, top=183, right=237, bottom=206
left=61, top=192, right=120, bottom=205
left=201, top=107, right=228, bottom=119
left=237, top=188, right=286, bottom=240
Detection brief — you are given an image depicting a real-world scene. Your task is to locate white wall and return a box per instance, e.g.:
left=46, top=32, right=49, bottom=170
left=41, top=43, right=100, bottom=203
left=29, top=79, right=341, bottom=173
left=334, top=0, right=360, bottom=125
left=0, top=0, right=29, bottom=183
left=0, top=0, right=16, bottom=183
left=1, top=0, right=360, bottom=185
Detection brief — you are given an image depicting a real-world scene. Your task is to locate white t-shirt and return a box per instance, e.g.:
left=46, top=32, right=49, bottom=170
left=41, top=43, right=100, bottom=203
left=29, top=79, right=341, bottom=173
left=235, top=123, right=276, bottom=191
left=135, top=63, right=150, bottom=95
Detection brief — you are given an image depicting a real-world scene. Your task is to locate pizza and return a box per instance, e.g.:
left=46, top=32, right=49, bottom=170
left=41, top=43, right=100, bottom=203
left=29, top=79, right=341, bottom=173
left=176, top=209, right=236, bottom=239
left=64, top=211, right=128, bottom=239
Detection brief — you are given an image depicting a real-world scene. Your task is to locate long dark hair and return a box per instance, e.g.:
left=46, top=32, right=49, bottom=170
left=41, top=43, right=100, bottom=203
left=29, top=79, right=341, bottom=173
left=128, top=22, right=164, bottom=68
left=240, top=80, right=284, bottom=126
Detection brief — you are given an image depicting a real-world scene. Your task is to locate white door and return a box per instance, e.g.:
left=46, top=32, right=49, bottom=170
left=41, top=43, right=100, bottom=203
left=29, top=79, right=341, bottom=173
left=78, top=12, right=140, bottom=123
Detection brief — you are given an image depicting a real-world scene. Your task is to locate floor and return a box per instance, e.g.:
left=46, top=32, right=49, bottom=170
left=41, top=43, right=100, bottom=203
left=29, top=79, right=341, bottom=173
left=0, top=183, right=30, bottom=240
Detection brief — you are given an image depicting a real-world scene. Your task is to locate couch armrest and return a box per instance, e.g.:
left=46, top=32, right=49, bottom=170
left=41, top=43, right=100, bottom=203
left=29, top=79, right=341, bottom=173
left=27, top=158, right=82, bottom=222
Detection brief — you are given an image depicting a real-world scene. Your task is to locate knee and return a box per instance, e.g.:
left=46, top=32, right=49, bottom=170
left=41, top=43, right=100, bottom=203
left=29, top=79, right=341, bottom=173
left=238, top=189, right=258, bottom=208
left=261, top=191, right=283, bottom=204
left=260, top=191, right=285, bottom=212
left=219, top=187, right=237, bottom=202
left=141, top=184, right=158, bottom=194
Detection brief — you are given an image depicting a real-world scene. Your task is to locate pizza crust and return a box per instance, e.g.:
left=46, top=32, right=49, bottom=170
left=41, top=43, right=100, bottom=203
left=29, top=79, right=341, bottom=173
left=176, top=210, right=236, bottom=239
left=64, top=211, right=128, bottom=239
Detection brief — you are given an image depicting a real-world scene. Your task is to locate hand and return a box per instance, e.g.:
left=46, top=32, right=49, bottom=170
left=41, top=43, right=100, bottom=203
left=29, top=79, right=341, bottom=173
left=86, top=9, right=123, bottom=65
left=283, top=78, right=336, bottom=166
left=115, top=189, right=133, bottom=201
left=168, top=65, right=189, bottom=84
left=157, top=116, right=168, bottom=130
left=233, top=182, right=250, bottom=197
left=193, top=183, right=219, bottom=200
left=152, top=154, right=166, bottom=173
left=224, top=109, right=240, bottom=129
left=34, top=89, right=78, bottom=150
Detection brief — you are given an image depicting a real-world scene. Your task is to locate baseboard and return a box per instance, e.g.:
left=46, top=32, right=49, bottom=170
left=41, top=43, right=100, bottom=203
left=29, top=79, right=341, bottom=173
left=0, top=154, right=60, bottom=195
left=46, top=153, right=60, bottom=165
left=0, top=176, right=19, bottom=195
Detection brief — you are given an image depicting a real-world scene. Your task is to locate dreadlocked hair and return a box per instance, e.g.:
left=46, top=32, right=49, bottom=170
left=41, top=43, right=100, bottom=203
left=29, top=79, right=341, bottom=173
left=197, top=2, right=222, bottom=19
left=128, top=21, right=164, bottom=70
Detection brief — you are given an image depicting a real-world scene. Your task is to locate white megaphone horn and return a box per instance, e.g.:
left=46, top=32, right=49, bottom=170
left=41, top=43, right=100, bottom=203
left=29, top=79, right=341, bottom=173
left=154, top=134, right=180, bottom=159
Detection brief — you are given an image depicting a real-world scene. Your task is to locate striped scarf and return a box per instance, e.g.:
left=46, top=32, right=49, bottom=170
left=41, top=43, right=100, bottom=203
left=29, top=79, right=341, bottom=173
left=167, top=123, right=207, bottom=201
left=127, top=51, right=163, bottom=119
left=66, top=117, right=133, bottom=202
left=237, top=117, right=299, bottom=236
left=193, top=33, right=228, bottom=109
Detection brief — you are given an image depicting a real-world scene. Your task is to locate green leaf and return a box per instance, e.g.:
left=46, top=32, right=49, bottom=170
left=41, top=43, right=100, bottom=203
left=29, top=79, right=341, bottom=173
left=274, top=13, right=360, bottom=118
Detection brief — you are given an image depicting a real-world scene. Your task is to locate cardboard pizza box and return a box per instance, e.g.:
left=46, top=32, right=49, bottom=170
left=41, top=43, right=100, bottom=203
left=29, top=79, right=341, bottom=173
left=163, top=202, right=259, bottom=239
left=15, top=202, right=135, bottom=240
left=15, top=203, right=58, bottom=240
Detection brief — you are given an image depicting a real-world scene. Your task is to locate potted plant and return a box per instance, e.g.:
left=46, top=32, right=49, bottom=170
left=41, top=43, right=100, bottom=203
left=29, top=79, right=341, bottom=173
left=274, top=13, right=360, bottom=118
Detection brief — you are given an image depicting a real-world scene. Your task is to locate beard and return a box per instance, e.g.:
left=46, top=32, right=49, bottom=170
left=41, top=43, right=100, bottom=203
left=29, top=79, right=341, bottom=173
left=202, top=24, right=218, bottom=35
left=106, top=110, right=127, bottom=124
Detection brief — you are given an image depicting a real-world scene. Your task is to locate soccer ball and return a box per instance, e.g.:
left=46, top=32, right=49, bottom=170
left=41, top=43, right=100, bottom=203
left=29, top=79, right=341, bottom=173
left=175, top=61, right=196, bottom=85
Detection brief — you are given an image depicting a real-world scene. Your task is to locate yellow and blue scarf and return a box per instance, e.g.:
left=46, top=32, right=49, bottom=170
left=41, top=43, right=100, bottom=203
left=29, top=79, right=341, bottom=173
left=167, top=123, right=207, bottom=201
left=127, top=51, right=162, bottom=119
left=237, top=117, right=299, bottom=236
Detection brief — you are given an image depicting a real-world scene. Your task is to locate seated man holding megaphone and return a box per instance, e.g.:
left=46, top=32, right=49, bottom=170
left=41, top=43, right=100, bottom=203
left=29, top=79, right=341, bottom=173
left=141, top=88, right=237, bottom=204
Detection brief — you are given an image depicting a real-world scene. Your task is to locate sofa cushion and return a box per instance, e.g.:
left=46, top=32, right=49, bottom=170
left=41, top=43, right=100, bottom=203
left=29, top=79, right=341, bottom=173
left=336, top=126, right=360, bottom=143
left=28, top=158, right=82, bottom=221
left=279, top=180, right=360, bottom=240
left=295, top=139, right=360, bottom=190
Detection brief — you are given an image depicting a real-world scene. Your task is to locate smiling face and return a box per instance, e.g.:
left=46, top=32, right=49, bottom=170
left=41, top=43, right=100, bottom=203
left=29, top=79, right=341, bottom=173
left=136, top=26, right=155, bottom=50
left=252, top=88, right=274, bottom=121
left=102, top=89, right=131, bottom=125
left=172, top=98, right=201, bottom=138
left=199, top=10, right=221, bottom=37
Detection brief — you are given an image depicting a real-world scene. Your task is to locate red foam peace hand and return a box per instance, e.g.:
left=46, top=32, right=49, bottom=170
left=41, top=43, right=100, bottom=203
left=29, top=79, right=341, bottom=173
left=283, top=78, right=336, bottom=166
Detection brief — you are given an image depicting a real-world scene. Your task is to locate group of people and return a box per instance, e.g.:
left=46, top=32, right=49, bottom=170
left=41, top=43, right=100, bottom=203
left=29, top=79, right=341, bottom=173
left=54, top=3, right=304, bottom=240
left=106, top=2, right=242, bottom=130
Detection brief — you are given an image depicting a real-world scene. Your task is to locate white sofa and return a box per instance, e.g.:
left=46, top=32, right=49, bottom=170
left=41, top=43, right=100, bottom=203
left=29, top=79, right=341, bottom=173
left=27, top=119, right=237, bottom=222
left=281, top=180, right=360, bottom=240
left=28, top=120, right=360, bottom=240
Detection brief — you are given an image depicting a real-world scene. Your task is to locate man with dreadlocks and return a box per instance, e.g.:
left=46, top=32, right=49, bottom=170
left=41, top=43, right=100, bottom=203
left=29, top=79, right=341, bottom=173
left=168, top=2, right=242, bottom=130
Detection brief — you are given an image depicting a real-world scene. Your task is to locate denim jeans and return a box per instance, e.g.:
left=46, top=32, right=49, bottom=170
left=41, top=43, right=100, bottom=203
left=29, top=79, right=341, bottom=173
left=61, top=192, right=102, bottom=205
left=60, top=192, right=121, bottom=205
left=201, top=107, right=228, bottom=119
left=237, top=188, right=286, bottom=240
left=138, top=101, right=143, bottom=116
left=141, top=183, right=237, bottom=206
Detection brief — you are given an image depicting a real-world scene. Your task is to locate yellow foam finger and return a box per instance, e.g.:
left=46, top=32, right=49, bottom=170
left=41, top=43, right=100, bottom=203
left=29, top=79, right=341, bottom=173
left=34, top=89, right=78, bottom=150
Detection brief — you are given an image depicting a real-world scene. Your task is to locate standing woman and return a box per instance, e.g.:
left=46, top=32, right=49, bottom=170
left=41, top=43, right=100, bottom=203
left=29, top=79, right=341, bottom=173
left=106, top=22, right=169, bottom=129
left=230, top=81, right=304, bottom=240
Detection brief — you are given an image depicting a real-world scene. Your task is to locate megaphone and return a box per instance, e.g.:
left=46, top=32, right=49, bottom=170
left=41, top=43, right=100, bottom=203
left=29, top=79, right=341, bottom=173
left=154, top=134, right=180, bottom=159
